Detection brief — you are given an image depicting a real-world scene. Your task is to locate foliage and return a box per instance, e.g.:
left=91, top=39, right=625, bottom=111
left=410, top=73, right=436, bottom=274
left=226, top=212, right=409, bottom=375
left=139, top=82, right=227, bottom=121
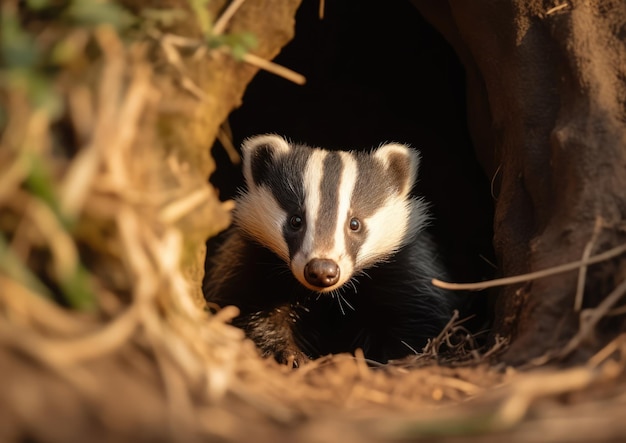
left=0, top=0, right=257, bottom=310
left=0, top=0, right=137, bottom=310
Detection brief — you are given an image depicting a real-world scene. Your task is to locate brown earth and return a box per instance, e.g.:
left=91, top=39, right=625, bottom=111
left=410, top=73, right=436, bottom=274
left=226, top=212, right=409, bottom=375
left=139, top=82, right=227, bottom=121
left=413, top=0, right=626, bottom=363
left=1, top=0, right=626, bottom=442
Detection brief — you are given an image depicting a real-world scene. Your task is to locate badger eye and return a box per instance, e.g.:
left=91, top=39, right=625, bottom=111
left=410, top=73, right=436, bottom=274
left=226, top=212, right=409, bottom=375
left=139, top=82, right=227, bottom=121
left=289, top=214, right=303, bottom=230
left=349, top=217, right=361, bottom=232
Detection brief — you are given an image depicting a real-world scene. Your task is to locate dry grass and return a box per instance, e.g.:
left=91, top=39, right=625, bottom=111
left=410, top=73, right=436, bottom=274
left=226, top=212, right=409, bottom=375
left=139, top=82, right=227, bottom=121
left=2, top=4, right=626, bottom=443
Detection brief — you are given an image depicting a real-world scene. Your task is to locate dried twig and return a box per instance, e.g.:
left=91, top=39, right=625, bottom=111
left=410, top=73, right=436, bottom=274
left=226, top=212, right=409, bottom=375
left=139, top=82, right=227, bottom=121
left=433, top=241, right=626, bottom=291
left=0, top=298, right=142, bottom=367
left=213, top=0, right=247, bottom=35
left=546, top=3, right=569, bottom=16
left=6, top=4, right=626, bottom=440
left=217, top=121, right=241, bottom=165
left=494, top=366, right=598, bottom=429
left=159, top=188, right=213, bottom=224
left=0, top=275, right=86, bottom=334
left=587, top=333, right=626, bottom=369
left=158, top=30, right=306, bottom=93
left=490, top=163, right=502, bottom=200
left=559, top=277, right=626, bottom=358
left=319, top=0, right=325, bottom=19
left=240, top=52, right=306, bottom=85
left=481, top=335, right=510, bottom=359
left=160, top=34, right=208, bottom=101
left=574, top=217, right=603, bottom=311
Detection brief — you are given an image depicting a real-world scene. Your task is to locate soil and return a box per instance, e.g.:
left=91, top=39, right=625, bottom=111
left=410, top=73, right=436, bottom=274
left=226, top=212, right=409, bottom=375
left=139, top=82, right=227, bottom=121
left=2, top=321, right=626, bottom=443
left=2, top=0, right=626, bottom=441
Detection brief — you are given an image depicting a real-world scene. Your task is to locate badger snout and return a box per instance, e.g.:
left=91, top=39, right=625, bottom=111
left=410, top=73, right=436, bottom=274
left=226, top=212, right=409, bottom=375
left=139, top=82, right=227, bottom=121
left=304, top=258, right=340, bottom=288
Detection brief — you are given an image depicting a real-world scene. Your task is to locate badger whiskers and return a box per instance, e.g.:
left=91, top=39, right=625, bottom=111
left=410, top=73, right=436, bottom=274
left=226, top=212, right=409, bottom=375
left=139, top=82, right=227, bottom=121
left=203, top=134, right=458, bottom=365
left=330, top=287, right=355, bottom=315
left=345, top=278, right=359, bottom=295
left=400, top=339, right=420, bottom=355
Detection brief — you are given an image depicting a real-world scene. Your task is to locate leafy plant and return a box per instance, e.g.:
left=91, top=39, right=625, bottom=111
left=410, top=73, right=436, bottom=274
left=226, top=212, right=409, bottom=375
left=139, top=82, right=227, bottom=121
left=0, top=0, right=136, bottom=310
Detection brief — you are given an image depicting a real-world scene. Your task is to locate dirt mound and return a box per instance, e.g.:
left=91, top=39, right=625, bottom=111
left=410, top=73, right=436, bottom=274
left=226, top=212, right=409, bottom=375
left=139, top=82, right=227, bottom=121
left=2, top=0, right=626, bottom=442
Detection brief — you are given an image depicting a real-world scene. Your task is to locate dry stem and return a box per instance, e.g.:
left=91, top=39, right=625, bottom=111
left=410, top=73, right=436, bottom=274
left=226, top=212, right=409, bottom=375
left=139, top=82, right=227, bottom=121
left=574, top=216, right=603, bottom=311
left=433, top=241, right=626, bottom=291
left=546, top=3, right=569, bottom=16
left=213, top=0, right=247, bottom=35
left=559, top=277, right=626, bottom=358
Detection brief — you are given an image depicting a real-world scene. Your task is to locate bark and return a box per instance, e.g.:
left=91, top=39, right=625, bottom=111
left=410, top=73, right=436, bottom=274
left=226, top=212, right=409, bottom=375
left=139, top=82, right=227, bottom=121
left=412, top=0, right=626, bottom=363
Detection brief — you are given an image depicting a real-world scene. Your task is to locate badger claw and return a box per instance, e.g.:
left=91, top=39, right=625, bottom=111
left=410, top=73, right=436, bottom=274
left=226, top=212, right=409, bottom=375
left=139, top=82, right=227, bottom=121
left=275, top=348, right=311, bottom=368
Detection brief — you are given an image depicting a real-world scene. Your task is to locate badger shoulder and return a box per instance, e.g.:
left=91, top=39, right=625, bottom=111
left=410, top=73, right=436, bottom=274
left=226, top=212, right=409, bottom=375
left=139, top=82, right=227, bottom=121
left=203, top=134, right=460, bottom=364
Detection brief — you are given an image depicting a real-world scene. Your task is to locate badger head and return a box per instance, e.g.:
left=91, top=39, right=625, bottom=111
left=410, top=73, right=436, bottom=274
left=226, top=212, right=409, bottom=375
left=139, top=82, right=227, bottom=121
left=234, top=134, right=428, bottom=293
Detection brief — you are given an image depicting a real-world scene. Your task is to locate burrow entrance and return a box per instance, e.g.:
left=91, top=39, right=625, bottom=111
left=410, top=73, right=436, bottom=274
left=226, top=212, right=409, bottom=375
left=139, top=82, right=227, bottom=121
left=210, top=0, right=498, bottom=340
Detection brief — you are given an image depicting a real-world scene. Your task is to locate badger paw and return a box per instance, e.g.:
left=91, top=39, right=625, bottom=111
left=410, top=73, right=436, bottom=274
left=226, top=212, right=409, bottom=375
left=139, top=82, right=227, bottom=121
left=275, top=348, right=311, bottom=369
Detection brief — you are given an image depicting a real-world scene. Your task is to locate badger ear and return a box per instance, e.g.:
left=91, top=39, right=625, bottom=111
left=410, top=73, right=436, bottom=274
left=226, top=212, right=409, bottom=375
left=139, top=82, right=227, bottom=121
left=373, top=143, right=420, bottom=197
left=241, top=134, right=292, bottom=188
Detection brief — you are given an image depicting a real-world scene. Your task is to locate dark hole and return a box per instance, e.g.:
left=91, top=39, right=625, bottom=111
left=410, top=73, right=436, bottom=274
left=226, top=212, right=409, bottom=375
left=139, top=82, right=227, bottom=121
left=209, top=0, right=497, bottom=339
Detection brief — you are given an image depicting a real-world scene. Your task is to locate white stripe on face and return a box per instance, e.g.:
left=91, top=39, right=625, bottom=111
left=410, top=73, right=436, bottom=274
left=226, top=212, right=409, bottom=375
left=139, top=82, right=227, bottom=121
left=290, top=150, right=360, bottom=292
left=298, top=148, right=327, bottom=261
left=333, top=151, right=358, bottom=256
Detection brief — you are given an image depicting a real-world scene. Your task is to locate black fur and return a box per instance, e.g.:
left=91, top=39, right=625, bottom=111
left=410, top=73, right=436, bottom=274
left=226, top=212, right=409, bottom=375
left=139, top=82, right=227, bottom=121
left=203, top=135, right=461, bottom=366
left=203, top=223, right=459, bottom=366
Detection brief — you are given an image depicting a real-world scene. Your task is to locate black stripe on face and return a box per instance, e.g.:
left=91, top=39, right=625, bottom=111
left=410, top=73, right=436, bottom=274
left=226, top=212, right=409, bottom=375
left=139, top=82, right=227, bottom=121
left=345, top=152, right=392, bottom=263
left=254, top=147, right=308, bottom=204
left=315, top=152, right=343, bottom=251
left=352, top=152, right=393, bottom=214
left=278, top=150, right=311, bottom=259
left=251, top=147, right=311, bottom=260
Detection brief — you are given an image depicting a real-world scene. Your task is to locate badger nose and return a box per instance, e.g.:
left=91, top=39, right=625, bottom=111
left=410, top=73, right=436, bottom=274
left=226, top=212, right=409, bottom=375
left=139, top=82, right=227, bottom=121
left=304, top=259, right=340, bottom=288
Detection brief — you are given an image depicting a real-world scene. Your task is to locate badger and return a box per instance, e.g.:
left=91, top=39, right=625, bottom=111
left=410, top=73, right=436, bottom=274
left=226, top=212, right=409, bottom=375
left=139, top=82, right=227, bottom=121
left=203, top=134, right=459, bottom=366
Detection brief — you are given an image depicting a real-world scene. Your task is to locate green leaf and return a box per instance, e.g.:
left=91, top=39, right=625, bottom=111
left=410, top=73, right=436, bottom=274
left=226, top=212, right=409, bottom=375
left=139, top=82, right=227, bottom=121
left=24, top=152, right=59, bottom=212
left=59, top=262, right=96, bottom=310
left=2, top=69, right=63, bottom=118
left=1, top=7, right=40, bottom=68
left=25, top=0, right=51, bottom=11
left=186, top=0, right=212, bottom=36
left=0, top=233, right=95, bottom=310
left=0, top=234, right=53, bottom=299
left=230, top=32, right=257, bottom=60
left=50, top=36, right=83, bottom=66
left=141, top=8, right=188, bottom=28
left=23, top=151, right=73, bottom=228
left=66, top=0, right=136, bottom=29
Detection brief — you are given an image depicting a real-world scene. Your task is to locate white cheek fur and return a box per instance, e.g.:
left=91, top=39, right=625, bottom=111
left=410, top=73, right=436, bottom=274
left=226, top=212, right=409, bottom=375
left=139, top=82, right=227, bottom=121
left=234, top=139, right=424, bottom=294
left=234, top=186, right=289, bottom=262
left=356, top=197, right=426, bottom=269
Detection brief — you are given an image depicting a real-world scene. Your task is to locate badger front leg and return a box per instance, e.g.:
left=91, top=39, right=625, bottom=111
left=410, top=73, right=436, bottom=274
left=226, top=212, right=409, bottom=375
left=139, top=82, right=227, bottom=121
left=236, top=305, right=311, bottom=368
